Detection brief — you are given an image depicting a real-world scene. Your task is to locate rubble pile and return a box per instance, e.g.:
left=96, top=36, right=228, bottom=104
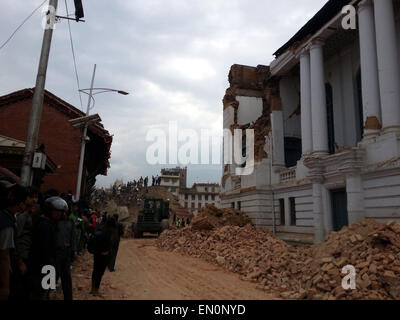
left=191, top=205, right=251, bottom=231
left=157, top=218, right=400, bottom=300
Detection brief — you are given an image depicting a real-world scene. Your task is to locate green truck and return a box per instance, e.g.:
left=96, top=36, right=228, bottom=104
left=131, top=198, right=170, bottom=238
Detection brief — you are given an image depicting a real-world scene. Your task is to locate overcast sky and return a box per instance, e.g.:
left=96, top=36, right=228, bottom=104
left=0, top=0, right=324, bottom=187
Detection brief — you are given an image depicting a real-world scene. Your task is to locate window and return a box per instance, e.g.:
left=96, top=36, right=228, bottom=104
left=205, top=187, right=208, bottom=192
left=164, top=178, right=169, bottom=183
left=170, top=187, right=176, bottom=192
left=212, top=187, right=215, bottom=193
left=356, top=69, right=364, bottom=142
left=198, top=195, right=202, bottom=201
left=289, top=197, right=296, bottom=226
left=191, top=203, right=195, bottom=209
left=205, top=195, right=209, bottom=201
left=284, top=137, right=302, bottom=168
left=326, top=83, right=335, bottom=155
left=231, top=202, right=235, bottom=209
left=237, top=201, right=241, bottom=211
left=185, top=202, right=188, bottom=208
left=198, top=203, right=201, bottom=209
left=241, top=133, right=247, bottom=168
left=185, top=194, right=188, bottom=200
left=192, top=195, right=195, bottom=200
left=279, top=199, right=285, bottom=226
left=211, top=195, right=215, bottom=201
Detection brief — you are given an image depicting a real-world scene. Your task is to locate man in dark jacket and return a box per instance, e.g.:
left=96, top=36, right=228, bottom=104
left=108, top=214, right=124, bottom=272
left=90, top=218, right=114, bottom=296
left=55, top=210, right=75, bottom=300
left=12, top=186, right=39, bottom=299
left=30, top=197, right=65, bottom=300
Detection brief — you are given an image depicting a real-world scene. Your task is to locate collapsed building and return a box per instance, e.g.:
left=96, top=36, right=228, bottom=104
left=221, top=0, right=400, bottom=245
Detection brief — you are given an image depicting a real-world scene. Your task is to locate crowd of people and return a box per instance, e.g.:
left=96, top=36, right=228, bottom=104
left=0, top=177, right=124, bottom=300
left=116, top=175, right=161, bottom=194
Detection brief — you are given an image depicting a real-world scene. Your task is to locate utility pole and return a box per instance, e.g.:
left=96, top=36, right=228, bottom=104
left=75, top=64, right=97, bottom=201
left=20, top=0, right=58, bottom=186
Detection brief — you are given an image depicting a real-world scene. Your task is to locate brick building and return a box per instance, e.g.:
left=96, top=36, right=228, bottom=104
left=0, top=88, right=112, bottom=198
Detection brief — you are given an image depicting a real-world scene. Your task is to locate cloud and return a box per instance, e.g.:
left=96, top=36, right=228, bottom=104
left=0, top=0, right=326, bottom=188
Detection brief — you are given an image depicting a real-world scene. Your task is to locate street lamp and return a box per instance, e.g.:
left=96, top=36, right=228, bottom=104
left=74, top=64, right=129, bottom=201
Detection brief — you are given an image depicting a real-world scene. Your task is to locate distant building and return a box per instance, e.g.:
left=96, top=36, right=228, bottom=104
left=159, top=166, right=221, bottom=214
left=0, top=88, right=112, bottom=199
left=159, top=167, right=187, bottom=197
left=179, top=183, right=221, bottom=214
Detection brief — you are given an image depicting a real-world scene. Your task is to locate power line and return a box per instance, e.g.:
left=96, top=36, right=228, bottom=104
left=0, top=0, right=48, bottom=51
left=65, top=0, right=84, bottom=111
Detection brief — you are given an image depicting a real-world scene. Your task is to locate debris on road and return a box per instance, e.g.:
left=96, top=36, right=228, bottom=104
left=157, top=214, right=400, bottom=300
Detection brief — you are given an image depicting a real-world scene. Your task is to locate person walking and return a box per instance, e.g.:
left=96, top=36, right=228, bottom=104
left=108, top=214, right=124, bottom=272
left=90, top=218, right=114, bottom=296
left=55, top=209, right=75, bottom=300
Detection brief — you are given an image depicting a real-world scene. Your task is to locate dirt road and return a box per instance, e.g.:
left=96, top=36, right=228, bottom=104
left=65, top=237, right=277, bottom=300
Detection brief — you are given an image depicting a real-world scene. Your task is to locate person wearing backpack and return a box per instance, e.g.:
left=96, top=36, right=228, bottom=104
left=90, top=217, right=114, bottom=296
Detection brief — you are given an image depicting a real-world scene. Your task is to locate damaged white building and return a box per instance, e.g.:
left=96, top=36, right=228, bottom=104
left=221, top=0, right=400, bottom=244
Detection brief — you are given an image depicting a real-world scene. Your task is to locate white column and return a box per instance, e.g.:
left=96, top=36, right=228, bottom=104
left=310, top=40, right=329, bottom=155
left=300, top=51, right=313, bottom=155
left=374, top=0, right=400, bottom=133
left=346, top=174, right=365, bottom=224
left=358, top=0, right=382, bottom=136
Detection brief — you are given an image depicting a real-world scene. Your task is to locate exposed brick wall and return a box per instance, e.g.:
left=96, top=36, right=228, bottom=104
left=0, top=97, right=82, bottom=193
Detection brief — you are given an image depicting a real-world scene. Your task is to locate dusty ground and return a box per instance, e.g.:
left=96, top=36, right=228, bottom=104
left=56, top=237, right=278, bottom=300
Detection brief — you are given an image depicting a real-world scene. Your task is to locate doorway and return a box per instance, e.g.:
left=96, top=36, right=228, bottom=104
left=331, top=189, right=348, bottom=231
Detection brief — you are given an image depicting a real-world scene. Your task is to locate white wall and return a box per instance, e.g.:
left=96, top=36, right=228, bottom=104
left=363, top=173, right=400, bottom=223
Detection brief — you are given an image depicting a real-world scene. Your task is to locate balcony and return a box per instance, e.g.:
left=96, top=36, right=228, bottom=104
left=279, top=167, right=296, bottom=183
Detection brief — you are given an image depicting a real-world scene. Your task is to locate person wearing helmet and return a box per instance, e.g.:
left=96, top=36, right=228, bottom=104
left=30, top=196, right=67, bottom=300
